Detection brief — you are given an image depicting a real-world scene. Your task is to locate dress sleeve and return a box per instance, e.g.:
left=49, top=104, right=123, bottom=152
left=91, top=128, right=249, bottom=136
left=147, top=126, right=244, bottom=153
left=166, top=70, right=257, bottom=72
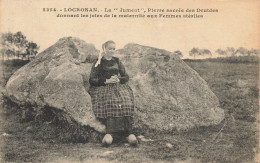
left=118, top=60, right=129, bottom=84
left=89, top=61, right=106, bottom=86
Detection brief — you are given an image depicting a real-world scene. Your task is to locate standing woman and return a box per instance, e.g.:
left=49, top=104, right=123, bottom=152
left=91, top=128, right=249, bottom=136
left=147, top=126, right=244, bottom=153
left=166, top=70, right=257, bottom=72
left=88, top=40, right=137, bottom=146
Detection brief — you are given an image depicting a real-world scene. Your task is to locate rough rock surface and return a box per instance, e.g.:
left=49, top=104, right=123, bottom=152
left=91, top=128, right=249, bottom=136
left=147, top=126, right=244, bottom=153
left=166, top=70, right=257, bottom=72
left=5, top=37, right=104, bottom=132
left=119, top=43, right=224, bottom=131
left=5, top=37, right=224, bottom=133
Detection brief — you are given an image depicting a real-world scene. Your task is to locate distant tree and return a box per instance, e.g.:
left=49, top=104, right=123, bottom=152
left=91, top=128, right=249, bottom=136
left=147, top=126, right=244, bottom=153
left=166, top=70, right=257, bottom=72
left=215, top=48, right=226, bottom=56
left=189, top=48, right=200, bottom=58
left=201, top=49, right=212, bottom=56
left=225, top=47, right=235, bottom=56
left=26, top=42, right=39, bottom=60
left=1, top=32, right=14, bottom=60
left=13, top=31, right=28, bottom=59
left=235, top=47, right=248, bottom=56
left=173, top=50, right=183, bottom=58
left=189, top=48, right=212, bottom=58
left=247, top=48, right=260, bottom=56
left=1, top=31, right=39, bottom=60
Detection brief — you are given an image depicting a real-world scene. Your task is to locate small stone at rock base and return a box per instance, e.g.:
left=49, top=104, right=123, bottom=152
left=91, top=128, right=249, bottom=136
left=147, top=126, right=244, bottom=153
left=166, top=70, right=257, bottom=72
left=102, top=151, right=114, bottom=156
left=140, top=138, right=154, bottom=142
left=2, top=133, right=11, bottom=137
left=26, top=126, right=33, bottom=132
left=166, top=143, right=173, bottom=148
left=124, top=143, right=130, bottom=147
left=137, top=135, right=145, bottom=139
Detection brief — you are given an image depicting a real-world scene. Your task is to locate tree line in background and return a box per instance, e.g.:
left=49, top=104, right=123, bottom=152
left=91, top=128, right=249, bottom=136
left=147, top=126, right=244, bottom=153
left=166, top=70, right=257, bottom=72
left=1, top=31, right=40, bottom=61
left=189, top=47, right=260, bottom=58
left=1, top=31, right=259, bottom=61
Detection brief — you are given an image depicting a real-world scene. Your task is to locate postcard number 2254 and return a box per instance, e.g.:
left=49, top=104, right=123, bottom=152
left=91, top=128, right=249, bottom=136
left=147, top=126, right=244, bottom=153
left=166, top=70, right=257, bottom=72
left=43, top=8, right=57, bottom=12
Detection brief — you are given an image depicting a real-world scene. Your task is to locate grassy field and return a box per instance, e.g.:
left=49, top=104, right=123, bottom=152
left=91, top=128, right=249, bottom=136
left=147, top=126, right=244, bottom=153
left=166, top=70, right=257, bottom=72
left=0, top=59, right=259, bottom=162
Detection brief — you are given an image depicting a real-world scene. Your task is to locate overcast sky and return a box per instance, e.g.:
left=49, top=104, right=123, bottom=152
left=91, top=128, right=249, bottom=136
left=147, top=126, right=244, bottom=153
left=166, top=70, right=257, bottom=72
left=1, top=0, right=259, bottom=58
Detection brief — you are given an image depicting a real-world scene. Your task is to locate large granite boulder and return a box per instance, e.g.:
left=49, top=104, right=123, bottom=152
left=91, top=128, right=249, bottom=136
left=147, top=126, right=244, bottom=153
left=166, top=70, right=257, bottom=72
left=118, top=43, right=224, bottom=131
left=5, top=37, right=105, bottom=133
left=4, top=37, right=224, bottom=133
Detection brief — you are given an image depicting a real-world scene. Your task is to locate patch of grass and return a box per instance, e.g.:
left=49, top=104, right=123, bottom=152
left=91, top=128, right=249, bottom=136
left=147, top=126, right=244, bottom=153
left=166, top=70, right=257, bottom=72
left=184, top=56, right=259, bottom=64
left=185, top=61, right=259, bottom=120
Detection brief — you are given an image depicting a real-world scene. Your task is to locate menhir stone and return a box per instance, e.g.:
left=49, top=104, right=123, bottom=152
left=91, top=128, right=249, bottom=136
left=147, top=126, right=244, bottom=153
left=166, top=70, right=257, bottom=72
left=5, top=37, right=224, bottom=134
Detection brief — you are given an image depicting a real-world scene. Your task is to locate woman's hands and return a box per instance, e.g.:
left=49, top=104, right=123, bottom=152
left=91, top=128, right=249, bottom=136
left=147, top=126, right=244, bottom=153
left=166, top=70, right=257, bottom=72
left=105, top=75, right=120, bottom=84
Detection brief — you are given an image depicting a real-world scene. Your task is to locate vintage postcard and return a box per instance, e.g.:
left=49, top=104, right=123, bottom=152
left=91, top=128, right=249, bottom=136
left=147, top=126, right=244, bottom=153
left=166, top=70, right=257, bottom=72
left=0, top=0, right=259, bottom=162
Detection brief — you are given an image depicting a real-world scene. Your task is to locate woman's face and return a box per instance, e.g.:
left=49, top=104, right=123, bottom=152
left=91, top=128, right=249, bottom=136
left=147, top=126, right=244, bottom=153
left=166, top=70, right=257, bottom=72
left=104, top=43, right=116, bottom=58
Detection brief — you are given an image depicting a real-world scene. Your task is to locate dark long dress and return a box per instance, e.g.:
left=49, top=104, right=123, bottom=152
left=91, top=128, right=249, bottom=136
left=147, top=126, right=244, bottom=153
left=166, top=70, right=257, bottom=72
left=88, top=56, right=135, bottom=135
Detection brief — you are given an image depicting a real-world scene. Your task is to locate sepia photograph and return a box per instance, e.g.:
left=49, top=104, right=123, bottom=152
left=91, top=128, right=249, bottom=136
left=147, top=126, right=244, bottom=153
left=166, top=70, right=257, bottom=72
left=0, top=0, right=259, bottom=162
